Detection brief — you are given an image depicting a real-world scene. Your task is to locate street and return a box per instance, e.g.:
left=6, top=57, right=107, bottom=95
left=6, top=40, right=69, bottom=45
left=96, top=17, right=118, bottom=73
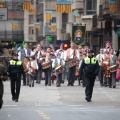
left=0, top=80, right=120, bottom=120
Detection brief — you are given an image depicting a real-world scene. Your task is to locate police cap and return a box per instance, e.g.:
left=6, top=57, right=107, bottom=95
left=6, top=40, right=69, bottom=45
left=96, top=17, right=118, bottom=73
left=88, top=50, right=94, bottom=53
left=13, top=53, right=18, bottom=56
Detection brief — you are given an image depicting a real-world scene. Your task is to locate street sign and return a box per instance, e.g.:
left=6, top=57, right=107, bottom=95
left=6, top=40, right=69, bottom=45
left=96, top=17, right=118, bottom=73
left=116, top=28, right=120, bottom=37
left=0, top=8, right=8, bottom=20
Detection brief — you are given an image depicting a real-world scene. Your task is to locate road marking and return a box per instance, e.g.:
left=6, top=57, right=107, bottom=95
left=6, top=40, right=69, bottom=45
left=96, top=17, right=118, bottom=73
left=3, top=105, right=18, bottom=107
left=67, top=105, right=83, bottom=107
left=98, top=88, right=116, bottom=101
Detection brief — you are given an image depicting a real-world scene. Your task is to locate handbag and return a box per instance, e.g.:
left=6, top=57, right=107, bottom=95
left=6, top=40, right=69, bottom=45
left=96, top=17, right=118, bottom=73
left=116, top=69, right=120, bottom=79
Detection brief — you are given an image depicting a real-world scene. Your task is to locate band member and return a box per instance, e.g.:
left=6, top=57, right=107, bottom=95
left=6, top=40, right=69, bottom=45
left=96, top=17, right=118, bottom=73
left=109, top=48, right=117, bottom=88
left=64, top=42, right=80, bottom=86
left=18, top=43, right=31, bottom=86
left=80, top=50, right=99, bottom=102
left=96, top=48, right=105, bottom=87
left=82, top=42, right=90, bottom=56
left=52, top=53, right=65, bottom=87
left=27, top=56, right=38, bottom=87
left=43, top=47, right=52, bottom=86
left=104, top=41, right=112, bottom=54
left=7, top=53, right=24, bottom=102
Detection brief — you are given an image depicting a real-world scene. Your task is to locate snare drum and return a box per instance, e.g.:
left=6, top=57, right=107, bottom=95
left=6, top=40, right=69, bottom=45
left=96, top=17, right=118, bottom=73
left=67, top=59, right=76, bottom=68
left=55, top=65, right=63, bottom=74
left=109, top=65, right=117, bottom=72
left=41, top=62, right=51, bottom=69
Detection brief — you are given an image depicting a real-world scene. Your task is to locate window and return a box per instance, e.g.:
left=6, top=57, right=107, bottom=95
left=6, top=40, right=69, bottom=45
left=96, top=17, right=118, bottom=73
left=86, top=0, right=97, bottom=15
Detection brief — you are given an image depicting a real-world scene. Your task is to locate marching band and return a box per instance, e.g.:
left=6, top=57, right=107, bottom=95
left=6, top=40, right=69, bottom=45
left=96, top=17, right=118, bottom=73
left=17, top=42, right=120, bottom=89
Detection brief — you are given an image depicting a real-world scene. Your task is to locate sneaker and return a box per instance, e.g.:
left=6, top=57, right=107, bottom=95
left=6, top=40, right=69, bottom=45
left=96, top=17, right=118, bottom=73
left=15, top=99, right=18, bottom=102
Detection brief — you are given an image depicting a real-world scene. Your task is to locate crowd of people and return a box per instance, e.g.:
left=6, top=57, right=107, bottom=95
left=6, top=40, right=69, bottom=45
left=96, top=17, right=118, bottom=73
left=0, top=41, right=120, bottom=109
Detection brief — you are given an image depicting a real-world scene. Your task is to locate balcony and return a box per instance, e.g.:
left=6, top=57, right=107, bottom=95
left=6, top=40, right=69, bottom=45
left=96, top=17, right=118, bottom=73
left=72, top=0, right=83, bottom=11
left=0, top=31, right=24, bottom=42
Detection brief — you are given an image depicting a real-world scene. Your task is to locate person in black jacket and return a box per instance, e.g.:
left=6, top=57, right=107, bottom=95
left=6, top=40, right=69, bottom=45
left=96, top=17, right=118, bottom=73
left=80, top=50, right=99, bottom=102
left=7, top=53, right=24, bottom=102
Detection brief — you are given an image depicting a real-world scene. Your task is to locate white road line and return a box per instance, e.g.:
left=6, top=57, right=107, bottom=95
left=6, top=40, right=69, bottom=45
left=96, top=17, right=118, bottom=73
left=67, top=105, right=83, bottom=107
left=98, top=88, right=116, bottom=101
left=3, top=105, right=18, bottom=107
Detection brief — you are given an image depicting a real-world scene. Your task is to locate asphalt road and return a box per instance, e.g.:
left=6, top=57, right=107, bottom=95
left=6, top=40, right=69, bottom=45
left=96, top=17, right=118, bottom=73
left=0, top=80, right=120, bottom=120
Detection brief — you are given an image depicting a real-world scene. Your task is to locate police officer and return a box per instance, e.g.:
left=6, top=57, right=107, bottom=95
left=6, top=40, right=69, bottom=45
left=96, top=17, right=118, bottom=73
left=7, top=53, right=24, bottom=102
left=0, top=64, right=6, bottom=109
left=80, top=50, right=99, bottom=102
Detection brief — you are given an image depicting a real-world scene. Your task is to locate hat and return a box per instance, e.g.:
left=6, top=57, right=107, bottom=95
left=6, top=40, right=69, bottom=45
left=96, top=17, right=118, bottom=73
left=13, top=53, right=18, bottom=56
left=88, top=50, right=94, bottom=53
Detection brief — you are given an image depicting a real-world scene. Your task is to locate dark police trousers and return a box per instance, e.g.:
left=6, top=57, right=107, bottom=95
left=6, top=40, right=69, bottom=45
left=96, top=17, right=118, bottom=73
left=84, top=75, right=96, bottom=100
left=0, top=81, right=3, bottom=109
left=56, top=73, right=62, bottom=86
left=10, top=73, right=21, bottom=100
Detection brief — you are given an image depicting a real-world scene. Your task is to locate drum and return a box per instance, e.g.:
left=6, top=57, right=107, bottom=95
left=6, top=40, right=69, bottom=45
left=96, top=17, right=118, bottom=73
left=41, top=62, right=51, bottom=69
left=55, top=65, right=63, bottom=74
left=67, top=59, right=76, bottom=68
left=23, top=57, right=29, bottom=72
left=109, top=65, right=117, bottom=72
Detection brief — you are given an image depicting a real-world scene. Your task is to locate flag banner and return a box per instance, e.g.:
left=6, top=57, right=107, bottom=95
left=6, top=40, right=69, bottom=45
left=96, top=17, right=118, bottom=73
left=109, top=3, right=115, bottom=12
left=56, top=0, right=71, bottom=4
left=73, top=11, right=80, bottom=19
left=23, top=1, right=31, bottom=11
left=0, top=2, right=5, bottom=7
left=35, top=24, right=40, bottom=30
left=56, top=4, right=71, bottom=13
left=45, top=10, right=53, bottom=20
left=49, top=22, right=57, bottom=30
left=11, top=20, right=18, bottom=29
left=72, top=25, right=86, bottom=45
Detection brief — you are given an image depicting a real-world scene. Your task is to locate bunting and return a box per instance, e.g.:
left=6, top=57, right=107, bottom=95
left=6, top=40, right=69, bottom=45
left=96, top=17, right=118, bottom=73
left=45, top=10, right=53, bottom=20
left=23, top=1, right=31, bottom=11
left=11, top=20, right=18, bottom=29
left=56, top=0, right=72, bottom=13
left=49, top=22, right=57, bottom=30
left=34, top=22, right=41, bottom=30
left=73, top=12, right=80, bottom=20
left=0, top=2, right=5, bottom=7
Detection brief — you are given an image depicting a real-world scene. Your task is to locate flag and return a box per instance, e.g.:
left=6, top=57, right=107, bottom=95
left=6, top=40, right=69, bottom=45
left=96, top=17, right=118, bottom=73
left=29, top=8, right=36, bottom=13
left=49, top=22, right=57, bottom=30
left=0, top=2, right=5, bottom=7
left=56, top=4, right=71, bottom=13
left=23, top=1, right=31, bottom=11
left=34, top=22, right=41, bottom=30
left=109, top=3, right=115, bottom=13
left=45, top=10, right=53, bottom=20
left=11, top=20, right=18, bottom=29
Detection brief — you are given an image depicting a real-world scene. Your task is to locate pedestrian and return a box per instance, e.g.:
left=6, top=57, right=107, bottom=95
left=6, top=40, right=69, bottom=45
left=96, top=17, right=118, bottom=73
left=0, top=64, right=6, bottom=109
left=7, top=53, right=24, bottom=102
left=80, top=50, right=99, bottom=102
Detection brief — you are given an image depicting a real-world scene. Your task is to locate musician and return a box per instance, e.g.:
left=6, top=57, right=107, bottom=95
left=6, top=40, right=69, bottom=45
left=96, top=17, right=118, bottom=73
left=55, top=43, right=66, bottom=83
left=96, top=49, right=105, bottom=87
left=44, top=47, right=52, bottom=86
left=27, top=56, right=38, bottom=87
left=109, top=48, right=117, bottom=88
left=64, top=42, right=80, bottom=86
left=7, top=53, right=24, bottom=102
left=103, top=41, right=112, bottom=54
left=18, top=42, right=31, bottom=86
left=80, top=50, right=99, bottom=102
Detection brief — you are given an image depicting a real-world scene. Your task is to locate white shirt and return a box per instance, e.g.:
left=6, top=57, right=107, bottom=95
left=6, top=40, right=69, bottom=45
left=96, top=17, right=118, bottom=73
left=96, top=53, right=105, bottom=65
left=64, top=48, right=80, bottom=61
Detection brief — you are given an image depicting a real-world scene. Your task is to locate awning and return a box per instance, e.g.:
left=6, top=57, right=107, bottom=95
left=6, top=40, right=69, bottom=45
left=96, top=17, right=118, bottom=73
left=81, top=15, right=94, bottom=19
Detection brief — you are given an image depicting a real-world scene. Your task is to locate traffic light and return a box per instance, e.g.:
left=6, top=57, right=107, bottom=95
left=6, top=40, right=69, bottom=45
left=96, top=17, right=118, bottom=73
left=63, top=43, right=68, bottom=50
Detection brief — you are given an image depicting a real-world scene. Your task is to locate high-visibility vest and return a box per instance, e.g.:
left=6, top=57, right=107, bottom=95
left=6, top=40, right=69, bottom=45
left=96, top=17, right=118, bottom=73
left=84, top=57, right=97, bottom=64
left=10, top=60, right=22, bottom=65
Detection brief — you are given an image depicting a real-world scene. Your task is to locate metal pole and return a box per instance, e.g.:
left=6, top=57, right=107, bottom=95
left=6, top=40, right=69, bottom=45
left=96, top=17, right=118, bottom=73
left=43, top=0, right=46, bottom=36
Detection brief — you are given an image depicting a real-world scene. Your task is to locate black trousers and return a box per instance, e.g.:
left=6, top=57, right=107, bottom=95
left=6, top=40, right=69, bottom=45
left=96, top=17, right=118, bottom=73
left=84, top=75, right=95, bottom=100
left=23, top=71, right=26, bottom=84
left=68, top=66, right=76, bottom=85
left=98, top=66, right=104, bottom=85
left=44, top=68, right=51, bottom=86
left=0, top=95, right=3, bottom=109
left=10, top=73, right=21, bottom=100
left=56, top=73, right=62, bottom=86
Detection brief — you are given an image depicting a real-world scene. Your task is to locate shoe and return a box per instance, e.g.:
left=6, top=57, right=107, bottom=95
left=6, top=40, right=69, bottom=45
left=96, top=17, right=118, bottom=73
left=113, top=86, right=116, bottom=88
left=85, top=97, right=91, bottom=102
left=109, top=86, right=112, bottom=88
left=67, top=83, right=70, bottom=86
left=48, top=84, right=51, bottom=86
left=32, top=84, right=34, bottom=87
left=104, top=84, right=107, bottom=87
left=45, top=84, right=47, bottom=86
left=61, top=81, right=64, bottom=84
left=82, top=84, right=85, bottom=87
left=56, top=85, right=61, bottom=87
left=12, top=97, right=15, bottom=101
left=71, top=84, right=74, bottom=86
left=29, top=85, right=31, bottom=87
left=15, top=99, right=18, bottom=102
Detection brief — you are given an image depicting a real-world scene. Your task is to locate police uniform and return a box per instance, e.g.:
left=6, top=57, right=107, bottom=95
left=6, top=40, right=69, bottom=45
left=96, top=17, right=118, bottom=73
left=80, top=50, right=99, bottom=102
left=7, top=54, right=24, bottom=102
left=0, top=64, right=6, bottom=109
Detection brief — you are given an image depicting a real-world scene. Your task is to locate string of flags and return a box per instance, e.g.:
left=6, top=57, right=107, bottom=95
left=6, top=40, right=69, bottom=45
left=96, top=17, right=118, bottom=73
left=45, top=10, right=53, bottom=20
